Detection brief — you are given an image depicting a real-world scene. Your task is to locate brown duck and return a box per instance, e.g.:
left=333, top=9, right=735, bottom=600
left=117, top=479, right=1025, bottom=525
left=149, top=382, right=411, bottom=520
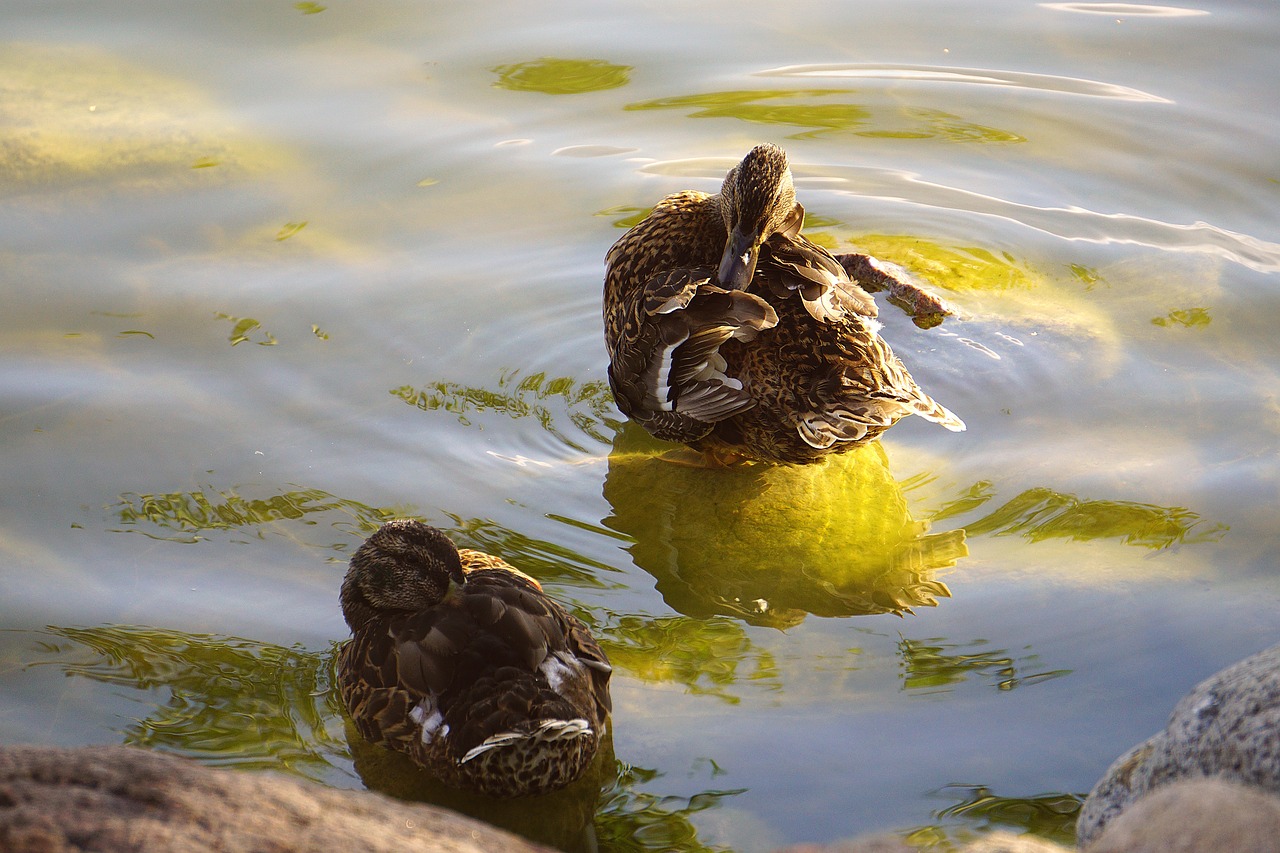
left=337, top=520, right=612, bottom=798
left=603, top=143, right=964, bottom=464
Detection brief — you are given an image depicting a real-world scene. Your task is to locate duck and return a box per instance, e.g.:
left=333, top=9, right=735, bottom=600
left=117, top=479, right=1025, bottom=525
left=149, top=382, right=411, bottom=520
left=337, top=519, right=612, bottom=798
left=603, top=143, right=964, bottom=464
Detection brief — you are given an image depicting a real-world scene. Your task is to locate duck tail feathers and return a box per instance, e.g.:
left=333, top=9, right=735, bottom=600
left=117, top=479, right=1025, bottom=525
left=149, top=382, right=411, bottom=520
left=916, top=398, right=966, bottom=432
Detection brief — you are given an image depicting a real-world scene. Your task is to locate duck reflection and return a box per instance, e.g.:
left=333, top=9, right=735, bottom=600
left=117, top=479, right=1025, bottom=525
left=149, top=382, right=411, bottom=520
left=601, top=424, right=966, bottom=626
left=346, top=718, right=613, bottom=853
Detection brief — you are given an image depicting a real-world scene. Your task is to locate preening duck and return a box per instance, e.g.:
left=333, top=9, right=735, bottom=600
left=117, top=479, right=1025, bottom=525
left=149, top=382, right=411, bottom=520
left=603, top=143, right=964, bottom=464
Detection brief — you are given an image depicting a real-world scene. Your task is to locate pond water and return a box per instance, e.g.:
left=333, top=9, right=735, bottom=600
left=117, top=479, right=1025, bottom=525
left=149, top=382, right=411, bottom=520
left=3, top=1, right=1279, bottom=850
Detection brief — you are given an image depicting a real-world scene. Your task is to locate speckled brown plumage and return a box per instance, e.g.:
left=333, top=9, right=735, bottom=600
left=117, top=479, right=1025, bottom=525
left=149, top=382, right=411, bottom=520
left=603, top=143, right=964, bottom=464
left=337, top=520, right=612, bottom=798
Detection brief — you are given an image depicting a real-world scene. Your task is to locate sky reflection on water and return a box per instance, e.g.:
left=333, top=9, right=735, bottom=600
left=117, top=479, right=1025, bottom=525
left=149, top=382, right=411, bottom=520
left=2, top=1, right=1280, bottom=850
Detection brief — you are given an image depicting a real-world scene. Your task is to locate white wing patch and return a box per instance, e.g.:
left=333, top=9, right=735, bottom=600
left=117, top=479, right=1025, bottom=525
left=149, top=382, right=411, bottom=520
left=652, top=343, right=676, bottom=410
left=539, top=650, right=584, bottom=695
left=410, top=699, right=445, bottom=746
left=459, top=719, right=593, bottom=764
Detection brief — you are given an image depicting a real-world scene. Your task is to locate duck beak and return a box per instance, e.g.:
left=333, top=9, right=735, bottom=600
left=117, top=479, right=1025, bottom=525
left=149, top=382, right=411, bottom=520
left=718, top=225, right=759, bottom=290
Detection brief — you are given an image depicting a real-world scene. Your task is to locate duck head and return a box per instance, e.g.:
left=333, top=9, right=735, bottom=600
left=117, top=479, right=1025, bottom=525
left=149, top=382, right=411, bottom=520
left=340, top=519, right=467, bottom=630
left=716, top=143, right=798, bottom=290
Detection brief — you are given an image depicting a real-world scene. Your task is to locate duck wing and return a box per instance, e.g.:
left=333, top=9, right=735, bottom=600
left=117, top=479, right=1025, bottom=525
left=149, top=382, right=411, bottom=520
left=608, top=269, right=778, bottom=442
left=757, top=203, right=879, bottom=323
left=792, top=333, right=966, bottom=450
left=337, top=607, right=459, bottom=751
left=439, top=567, right=611, bottom=740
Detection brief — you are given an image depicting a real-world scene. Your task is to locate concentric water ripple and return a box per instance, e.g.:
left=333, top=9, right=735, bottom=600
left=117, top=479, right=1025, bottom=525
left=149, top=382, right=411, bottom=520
left=758, top=63, right=1171, bottom=103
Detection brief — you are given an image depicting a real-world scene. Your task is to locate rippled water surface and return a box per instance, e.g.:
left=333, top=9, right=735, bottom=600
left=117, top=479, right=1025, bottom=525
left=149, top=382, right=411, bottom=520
left=3, top=1, right=1279, bottom=850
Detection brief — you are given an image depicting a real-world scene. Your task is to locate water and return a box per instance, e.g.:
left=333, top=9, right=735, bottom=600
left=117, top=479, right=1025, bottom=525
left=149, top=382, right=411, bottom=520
left=3, top=1, right=1279, bottom=849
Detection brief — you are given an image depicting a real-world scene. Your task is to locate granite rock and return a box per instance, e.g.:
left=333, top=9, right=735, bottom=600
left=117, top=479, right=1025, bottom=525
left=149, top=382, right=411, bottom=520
left=0, top=744, right=555, bottom=853
left=1077, top=642, right=1280, bottom=845
left=1086, top=777, right=1280, bottom=853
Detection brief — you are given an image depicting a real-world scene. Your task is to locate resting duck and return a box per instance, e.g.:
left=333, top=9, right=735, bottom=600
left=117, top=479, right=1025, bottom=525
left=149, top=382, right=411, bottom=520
left=603, top=143, right=964, bottom=464
left=337, top=520, right=612, bottom=798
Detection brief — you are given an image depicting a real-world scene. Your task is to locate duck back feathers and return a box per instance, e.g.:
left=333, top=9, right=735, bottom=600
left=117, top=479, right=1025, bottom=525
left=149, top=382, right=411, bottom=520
left=338, top=521, right=611, bottom=798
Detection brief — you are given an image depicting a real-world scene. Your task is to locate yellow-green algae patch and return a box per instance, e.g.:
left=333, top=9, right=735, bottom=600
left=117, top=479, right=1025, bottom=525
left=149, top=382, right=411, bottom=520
left=0, top=43, right=286, bottom=190
left=1152, top=306, right=1211, bottom=328
left=492, top=58, right=632, bottom=95
left=625, top=89, right=1024, bottom=143
left=847, top=234, right=1035, bottom=293
left=812, top=230, right=1123, bottom=367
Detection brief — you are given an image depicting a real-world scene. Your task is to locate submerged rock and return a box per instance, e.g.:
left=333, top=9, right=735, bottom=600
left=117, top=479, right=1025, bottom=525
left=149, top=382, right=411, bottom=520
left=774, top=830, right=1070, bottom=852
left=1078, top=642, right=1280, bottom=845
left=0, top=744, right=554, bottom=853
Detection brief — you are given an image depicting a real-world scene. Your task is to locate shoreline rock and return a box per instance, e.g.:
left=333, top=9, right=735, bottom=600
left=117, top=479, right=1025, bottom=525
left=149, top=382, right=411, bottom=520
left=1077, top=642, right=1280, bottom=846
left=0, top=744, right=555, bottom=853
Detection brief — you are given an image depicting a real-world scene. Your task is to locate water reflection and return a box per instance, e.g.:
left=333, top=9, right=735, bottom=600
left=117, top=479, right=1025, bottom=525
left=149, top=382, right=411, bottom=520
left=392, top=369, right=621, bottom=453
left=26, top=624, right=741, bottom=853
left=625, top=89, right=1024, bottom=142
left=595, top=205, right=654, bottom=229
left=913, top=784, right=1082, bottom=847
left=108, top=483, right=625, bottom=593
left=839, top=234, right=1037, bottom=295
left=0, top=43, right=283, bottom=191
left=595, top=765, right=746, bottom=853
left=758, top=63, right=1170, bottom=102
left=591, top=614, right=781, bottom=703
left=109, top=484, right=403, bottom=546
left=960, top=485, right=1228, bottom=549
left=26, top=625, right=344, bottom=779
left=444, top=513, right=626, bottom=591
left=601, top=425, right=966, bottom=627
left=899, top=637, right=1072, bottom=693
left=1040, top=2, right=1208, bottom=17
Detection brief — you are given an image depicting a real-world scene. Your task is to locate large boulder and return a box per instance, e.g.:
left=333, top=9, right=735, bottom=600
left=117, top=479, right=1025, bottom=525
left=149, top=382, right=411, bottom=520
left=0, top=744, right=554, bottom=853
left=1078, top=642, right=1280, bottom=845
left=1085, top=777, right=1280, bottom=853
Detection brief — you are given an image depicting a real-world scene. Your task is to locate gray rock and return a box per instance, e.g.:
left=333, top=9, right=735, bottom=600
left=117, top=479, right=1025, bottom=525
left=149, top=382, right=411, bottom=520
left=1078, top=642, right=1280, bottom=845
left=0, top=744, right=556, bottom=853
left=1086, top=777, right=1280, bottom=853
